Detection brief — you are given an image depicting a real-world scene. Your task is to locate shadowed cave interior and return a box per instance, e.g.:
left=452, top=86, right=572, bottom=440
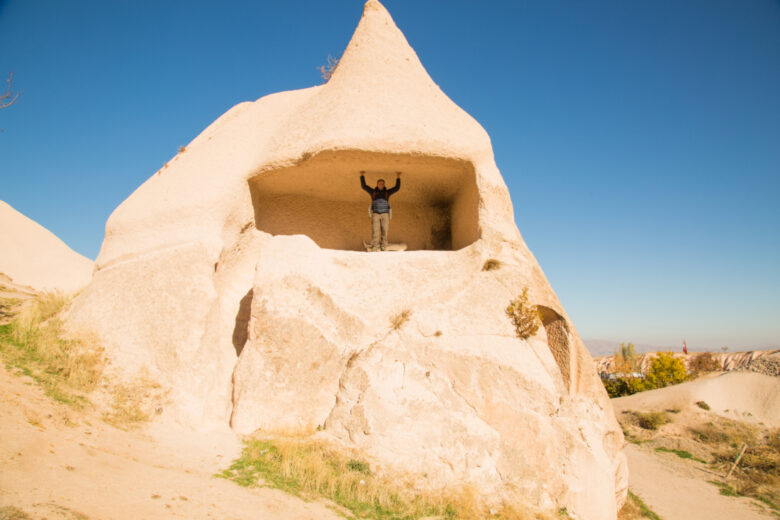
left=537, top=306, right=572, bottom=390
left=248, top=151, right=480, bottom=251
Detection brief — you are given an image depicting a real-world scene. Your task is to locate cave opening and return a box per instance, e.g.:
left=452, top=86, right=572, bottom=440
left=248, top=151, right=480, bottom=251
left=537, top=306, right=572, bottom=390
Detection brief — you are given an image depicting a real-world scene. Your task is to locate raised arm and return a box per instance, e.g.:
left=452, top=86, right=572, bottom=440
left=387, top=173, right=401, bottom=195
left=360, top=172, right=373, bottom=194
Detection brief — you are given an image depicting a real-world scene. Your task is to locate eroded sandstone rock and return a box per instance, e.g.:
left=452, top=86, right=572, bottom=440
left=66, top=2, right=627, bottom=517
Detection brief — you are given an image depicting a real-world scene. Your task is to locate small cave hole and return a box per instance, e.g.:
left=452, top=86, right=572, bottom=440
left=232, top=289, right=253, bottom=356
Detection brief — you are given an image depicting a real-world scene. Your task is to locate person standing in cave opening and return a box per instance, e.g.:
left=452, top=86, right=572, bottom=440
left=360, top=170, right=401, bottom=251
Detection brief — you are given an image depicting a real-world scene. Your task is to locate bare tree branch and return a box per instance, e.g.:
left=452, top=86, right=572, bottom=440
left=1, top=72, right=22, bottom=109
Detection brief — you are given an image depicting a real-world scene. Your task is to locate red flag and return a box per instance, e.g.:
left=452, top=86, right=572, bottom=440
left=683, top=340, right=688, bottom=355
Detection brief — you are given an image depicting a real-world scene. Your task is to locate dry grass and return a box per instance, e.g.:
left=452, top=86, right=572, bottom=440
left=482, top=259, right=501, bottom=271
left=0, top=506, right=33, bottom=520
left=390, top=309, right=412, bottom=331
left=619, top=411, right=672, bottom=432
left=617, top=491, right=661, bottom=520
left=0, top=296, right=22, bottom=323
left=102, top=375, right=166, bottom=430
left=636, top=412, right=671, bottom=431
left=0, top=293, right=163, bottom=431
left=506, top=288, right=540, bottom=339
left=689, top=418, right=759, bottom=448
left=688, top=352, right=720, bottom=376
left=0, top=292, right=104, bottom=407
left=319, top=54, right=339, bottom=82
left=690, top=420, right=779, bottom=511
left=220, top=437, right=555, bottom=519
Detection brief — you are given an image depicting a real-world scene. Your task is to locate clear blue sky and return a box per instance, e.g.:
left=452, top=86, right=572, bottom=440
left=1, top=0, right=778, bottom=349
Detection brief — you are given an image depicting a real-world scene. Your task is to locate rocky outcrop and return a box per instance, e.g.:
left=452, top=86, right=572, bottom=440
left=65, top=2, right=627, bottom=518
left=595, top=349, right=780, bottom=377
left=0, top=200, right=93, bottom=293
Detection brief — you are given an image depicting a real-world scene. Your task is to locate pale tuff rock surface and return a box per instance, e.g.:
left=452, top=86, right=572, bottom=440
left=66, top=2, right=627, bottom=518
left=0, top=200, right=93, bottom=293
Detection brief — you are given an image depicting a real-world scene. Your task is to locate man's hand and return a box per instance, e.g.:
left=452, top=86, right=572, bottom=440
left=360, top=170, right=366, bottom=178
left=396, top=171, right=402, bottom=178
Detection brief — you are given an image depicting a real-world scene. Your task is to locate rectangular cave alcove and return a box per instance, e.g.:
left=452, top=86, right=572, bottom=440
left=248, top=150, right=480, bottom=251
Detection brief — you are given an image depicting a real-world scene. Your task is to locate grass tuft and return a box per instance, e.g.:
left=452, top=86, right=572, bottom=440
left=0, top=506, right=33, bottom=520
left=219, top=437, right=550, bottom=519
left=506, top=288, right=540, bottom=340
left=318, top=54, right=339, bottom=82
left=634, top=412, right=671, bottom=431
left=102, top=375, right=166, bottom=430
left=0, top=292, right=104, bottom=407
left=654, top=447, right=706, bottom=464
left=695, top=401, right=710, bottom=410
left=390, top=310, right=412, bottom=331
left=482, top=259, right=501, bottom=271
left=618, top=491, right=661, bottom=520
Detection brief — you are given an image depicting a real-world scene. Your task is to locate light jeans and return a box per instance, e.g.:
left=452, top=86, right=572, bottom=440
left=371, top=212, right=390, bottom=250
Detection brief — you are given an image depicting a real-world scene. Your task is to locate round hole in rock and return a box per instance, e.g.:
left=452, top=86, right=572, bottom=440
left=248, top=150, right=480, bottom=251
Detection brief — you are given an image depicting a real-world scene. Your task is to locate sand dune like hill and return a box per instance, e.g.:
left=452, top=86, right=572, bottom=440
left=612, top=371, right=780, bottom=427
left=0, top=200, right=93, bottom=293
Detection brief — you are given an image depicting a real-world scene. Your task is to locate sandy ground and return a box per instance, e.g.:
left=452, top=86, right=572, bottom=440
left=613, top=371, right=780, bottom=428
left=0, top=364, right=342, bottom=520
left=626, top=444, right=772, bottom=520
left=614, top=371, right=779, bottom=520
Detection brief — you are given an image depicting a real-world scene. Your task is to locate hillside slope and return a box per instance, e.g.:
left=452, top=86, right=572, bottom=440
left=0, top=201, right=93, bottom=293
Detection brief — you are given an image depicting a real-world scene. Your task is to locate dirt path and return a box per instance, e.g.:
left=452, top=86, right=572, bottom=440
left=0, top=364, right=342, bottom=520
left=626, top=444, right=773, bottom=520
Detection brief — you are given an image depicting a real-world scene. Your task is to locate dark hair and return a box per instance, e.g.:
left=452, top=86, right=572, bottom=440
left=377, top=178, right=385, bottom=184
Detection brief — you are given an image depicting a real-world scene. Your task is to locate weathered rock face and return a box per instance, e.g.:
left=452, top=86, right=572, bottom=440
left=66, top=2, right=627, bottom=518
left=0, top=200, right=93, bottom=293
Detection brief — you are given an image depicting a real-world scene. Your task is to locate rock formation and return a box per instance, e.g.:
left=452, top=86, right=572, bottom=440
left=66, top=2, right=627, bottom=518
left=0, top=200, right=93, bottom=293
left=595, top=349, right=780, bottom=378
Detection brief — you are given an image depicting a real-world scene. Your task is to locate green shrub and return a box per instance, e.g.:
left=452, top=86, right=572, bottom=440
left=603, top=376, right=652, bottom=398
left=635, top=411, right=671, bottom=431
left=645, top=352, right=687, bottom=388
left=696, top=401, right=710, bottom=410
